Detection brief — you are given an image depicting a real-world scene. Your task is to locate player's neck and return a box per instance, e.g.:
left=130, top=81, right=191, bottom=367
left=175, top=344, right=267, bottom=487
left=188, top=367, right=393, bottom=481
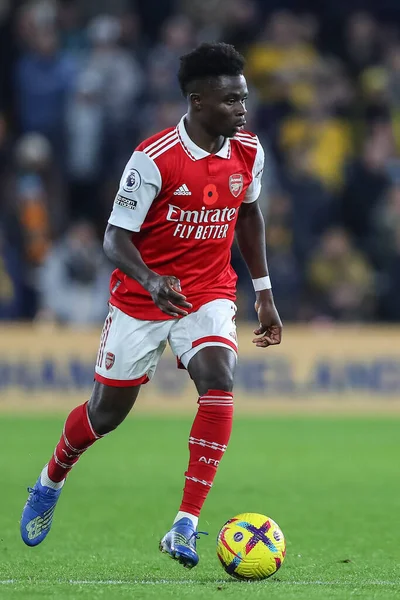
left=184, top=116, right=225, bottom=155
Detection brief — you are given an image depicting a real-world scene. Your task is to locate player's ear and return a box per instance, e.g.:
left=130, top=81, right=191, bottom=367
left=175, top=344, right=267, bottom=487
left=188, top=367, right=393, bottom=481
left=189, top=93, right=202, bottom=112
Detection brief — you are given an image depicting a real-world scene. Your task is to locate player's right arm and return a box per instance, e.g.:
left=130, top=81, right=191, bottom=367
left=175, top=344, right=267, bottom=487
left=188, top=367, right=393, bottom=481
left=103, top=150, right=192, bottom=317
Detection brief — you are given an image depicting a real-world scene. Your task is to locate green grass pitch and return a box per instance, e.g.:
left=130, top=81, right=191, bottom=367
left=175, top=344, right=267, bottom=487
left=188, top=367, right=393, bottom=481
left=1, top=413, right=400, bottom=599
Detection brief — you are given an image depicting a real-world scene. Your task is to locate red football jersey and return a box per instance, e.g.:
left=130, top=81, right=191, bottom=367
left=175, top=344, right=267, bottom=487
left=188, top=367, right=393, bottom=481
left=107, top=116, right=265, bottom=320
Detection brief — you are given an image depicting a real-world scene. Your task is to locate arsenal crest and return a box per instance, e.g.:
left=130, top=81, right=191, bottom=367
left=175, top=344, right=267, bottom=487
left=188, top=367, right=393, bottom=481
left=229, top=329, right=237, bottom=342
left=229, top=174, right=243, bottom=198
left=105, top=352, right=115, bottom=370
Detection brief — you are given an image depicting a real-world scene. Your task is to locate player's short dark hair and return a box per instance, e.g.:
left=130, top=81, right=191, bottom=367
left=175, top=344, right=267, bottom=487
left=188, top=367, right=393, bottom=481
left=178, top=42, right=246, bottom=96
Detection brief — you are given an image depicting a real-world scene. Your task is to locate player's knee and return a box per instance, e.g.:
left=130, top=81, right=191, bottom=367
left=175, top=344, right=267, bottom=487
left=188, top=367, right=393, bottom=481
left=87, top=406, right=122, bottom=436
left=88, top=382, right=139, bottom=435
left=197, top=373, right=234, bottom=396
left=189, top=347, right=236, bottom=396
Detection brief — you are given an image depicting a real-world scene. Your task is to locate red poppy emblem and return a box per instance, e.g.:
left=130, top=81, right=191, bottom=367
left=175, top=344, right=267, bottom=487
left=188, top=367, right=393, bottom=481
left=203, top=183, right=219, bottom=205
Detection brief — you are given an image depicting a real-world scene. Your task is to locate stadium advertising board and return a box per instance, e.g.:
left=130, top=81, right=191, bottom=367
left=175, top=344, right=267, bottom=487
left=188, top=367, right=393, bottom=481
left=1, top=325, right=400, bottom=412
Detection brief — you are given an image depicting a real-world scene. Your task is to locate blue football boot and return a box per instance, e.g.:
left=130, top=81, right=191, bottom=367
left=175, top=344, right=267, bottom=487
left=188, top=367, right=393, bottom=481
left=159, top=517, right=207, bottom=569
left=20, top=477, right=63, bottom=546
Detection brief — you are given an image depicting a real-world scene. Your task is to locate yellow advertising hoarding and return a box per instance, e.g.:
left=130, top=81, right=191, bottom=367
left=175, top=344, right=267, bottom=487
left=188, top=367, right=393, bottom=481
left=1, top=324, right=400, bottom=413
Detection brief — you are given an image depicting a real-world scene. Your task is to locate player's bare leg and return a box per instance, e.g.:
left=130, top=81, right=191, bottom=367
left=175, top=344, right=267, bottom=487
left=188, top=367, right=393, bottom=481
left=87, top=381, right=141, bottom=434
left=20, top=382, right=141, bottom=546
left=188, top=345, right=236, bottom=396
left=160, top=346, right=236, bottom=568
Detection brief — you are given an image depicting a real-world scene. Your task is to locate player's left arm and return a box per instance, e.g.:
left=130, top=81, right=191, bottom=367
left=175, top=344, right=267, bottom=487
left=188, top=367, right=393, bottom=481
left=235, top=139, right=282, bottom=348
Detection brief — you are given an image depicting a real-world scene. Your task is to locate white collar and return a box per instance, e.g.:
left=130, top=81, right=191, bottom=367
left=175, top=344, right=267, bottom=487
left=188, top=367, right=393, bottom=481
left=177, top=115, right=231, bottom=160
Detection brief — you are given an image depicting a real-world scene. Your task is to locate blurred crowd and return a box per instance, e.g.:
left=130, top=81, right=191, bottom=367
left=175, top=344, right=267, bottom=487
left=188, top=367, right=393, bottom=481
left=2, top=0, right=400, bottom=325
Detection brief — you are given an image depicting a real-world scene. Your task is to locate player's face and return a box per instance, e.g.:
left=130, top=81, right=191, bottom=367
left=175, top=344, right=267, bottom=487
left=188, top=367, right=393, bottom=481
left=199, top=75, right=248, bottom=139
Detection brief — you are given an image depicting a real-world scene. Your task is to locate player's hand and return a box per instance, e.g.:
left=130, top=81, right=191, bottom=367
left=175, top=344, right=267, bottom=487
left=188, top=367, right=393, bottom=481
left=146, top=275, right=192, bottom=317
left=252, top=295, right=282, bottom=348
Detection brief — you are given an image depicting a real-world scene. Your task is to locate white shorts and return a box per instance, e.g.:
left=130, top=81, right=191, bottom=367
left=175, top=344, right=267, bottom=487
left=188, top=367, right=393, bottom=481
left=94, top=299, right=237, bottom=387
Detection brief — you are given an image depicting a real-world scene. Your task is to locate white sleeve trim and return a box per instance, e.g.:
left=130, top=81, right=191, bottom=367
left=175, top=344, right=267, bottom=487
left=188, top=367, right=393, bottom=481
left=243, top=137, right=265, bottom=204
left=108, top=151, right=162, bottom=232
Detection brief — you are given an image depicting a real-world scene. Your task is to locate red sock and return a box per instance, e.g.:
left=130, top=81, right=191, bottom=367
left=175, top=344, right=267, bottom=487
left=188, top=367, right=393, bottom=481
left=180, top=390, right=234, bottom=517
left=47, top=402, right=101, bottom=482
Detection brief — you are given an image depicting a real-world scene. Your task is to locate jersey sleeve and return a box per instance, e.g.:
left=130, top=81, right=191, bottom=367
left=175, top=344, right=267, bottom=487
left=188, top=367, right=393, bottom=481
left=243, top=138, right=265, bottom=204
left=108, top=151, right=162, bottom=232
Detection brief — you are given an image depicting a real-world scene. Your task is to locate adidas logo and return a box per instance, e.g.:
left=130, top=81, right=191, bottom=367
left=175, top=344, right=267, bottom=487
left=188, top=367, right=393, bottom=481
left=174, top=184, right=192, bottom=196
